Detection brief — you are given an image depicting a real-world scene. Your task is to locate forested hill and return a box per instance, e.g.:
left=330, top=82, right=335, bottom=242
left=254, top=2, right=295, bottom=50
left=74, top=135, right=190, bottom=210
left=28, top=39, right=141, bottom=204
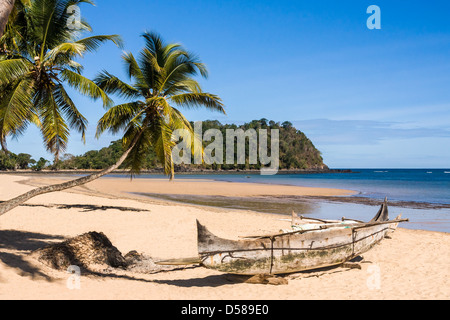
left=58, top=119, right=327, bottom=172
left=1, top=120, right=328, bottom=172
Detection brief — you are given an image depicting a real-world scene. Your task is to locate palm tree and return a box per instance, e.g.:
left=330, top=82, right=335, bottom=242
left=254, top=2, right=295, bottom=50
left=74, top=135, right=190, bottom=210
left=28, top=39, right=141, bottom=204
left=0, top=31, right=225, bottom=216
left=95, top=32, right=225, bottom=177
left=0, top=0, right=15, bottom=37
left=0, top=0, right=121, bottom=162
left=0, top=0, right=20, bottom=151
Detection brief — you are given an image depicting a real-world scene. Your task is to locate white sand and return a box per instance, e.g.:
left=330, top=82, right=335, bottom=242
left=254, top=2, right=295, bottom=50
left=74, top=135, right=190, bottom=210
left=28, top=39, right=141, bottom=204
left=0, top=174, right=448, bottom=300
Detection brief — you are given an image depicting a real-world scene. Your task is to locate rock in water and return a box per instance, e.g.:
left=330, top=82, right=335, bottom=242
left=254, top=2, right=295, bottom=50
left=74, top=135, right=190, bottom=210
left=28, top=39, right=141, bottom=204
left=31, top=232, right=127, bottom=271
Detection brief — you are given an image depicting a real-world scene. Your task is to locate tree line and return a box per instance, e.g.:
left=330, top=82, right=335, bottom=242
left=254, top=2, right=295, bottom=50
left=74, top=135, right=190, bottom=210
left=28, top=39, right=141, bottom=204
left=0, top=119, right=326, bottom=172
left=0, top=0, right=322, bottom=216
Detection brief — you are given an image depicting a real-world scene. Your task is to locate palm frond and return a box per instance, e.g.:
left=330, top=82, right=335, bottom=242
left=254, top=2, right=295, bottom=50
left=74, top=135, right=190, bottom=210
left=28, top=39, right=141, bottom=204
left=36, top=86, right=70, bottom=159
left=121, top=125, right=152, bottom=177
left=163, top=79, right=202, bottom=96
left=169, top=106, right=203, bottom=162
left=75, top=34, right=123, bottom=51
left=158, top=51, right=207, bottom=94
left=96, top=101, right=144, bottom=137
left=0, top=78, right=35, bottom=137
left=94, top=70, right=141, bottom=100
left=121, top=51, right=148, bottom=92
left=139, top=48, right=161, bottom=92
left=170, top=92, right=226, bottom=114
left=0, top=58, right=32, bottom=85
left=30, top=0, right=97, bottom=56
left=148, top=116, right=175, bottom=179
left=44, top=42, right=86, bottom=64
left=61, top=69, right=113, bottom=107
left=31, top=0, right=72, bottom=56
left=53, top=83, right=88, bottom=142
left=141, top=31, right=164, bottom=62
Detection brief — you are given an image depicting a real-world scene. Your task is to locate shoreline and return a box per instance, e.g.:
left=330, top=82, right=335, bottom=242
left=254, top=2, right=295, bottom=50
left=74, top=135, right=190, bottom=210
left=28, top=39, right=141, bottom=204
left=0, top=168, right=354, bottom=176
left=131, top=193, right=450, bottom=233
left=0, top=174, right=449, bottom=299
left=9, top=171, right=450, bottom=210
left=135, top=192, right=450, bottom=212
left=16, top=175, right=357, bottom=198
left=15, top=174, right=450, bottom=233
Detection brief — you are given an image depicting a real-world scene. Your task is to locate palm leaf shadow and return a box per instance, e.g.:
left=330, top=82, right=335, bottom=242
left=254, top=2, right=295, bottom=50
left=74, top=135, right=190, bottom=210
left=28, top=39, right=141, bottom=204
left=0, top=230, right=66, bottom=281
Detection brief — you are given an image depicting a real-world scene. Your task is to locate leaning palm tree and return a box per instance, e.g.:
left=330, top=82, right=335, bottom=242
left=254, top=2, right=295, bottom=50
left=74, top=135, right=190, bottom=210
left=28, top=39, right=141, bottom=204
left=0, top=0, right=121, bottom=161
left=95, top=32, right=225, bottom=177
left=0, top=31, right=225, bottom=216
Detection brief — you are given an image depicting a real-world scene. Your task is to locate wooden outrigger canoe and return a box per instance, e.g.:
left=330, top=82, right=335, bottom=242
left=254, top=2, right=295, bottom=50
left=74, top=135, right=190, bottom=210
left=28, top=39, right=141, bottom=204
left=197, top=199, right=408, bottom=275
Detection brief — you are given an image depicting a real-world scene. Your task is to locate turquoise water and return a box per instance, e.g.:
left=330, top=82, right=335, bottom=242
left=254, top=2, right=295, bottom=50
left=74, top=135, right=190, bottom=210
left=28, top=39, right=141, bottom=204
left=210, top=169, right=450, bottom=205
left=106, top=169, right=450, bottom=232
left=116, top=169, right=450, bottom=205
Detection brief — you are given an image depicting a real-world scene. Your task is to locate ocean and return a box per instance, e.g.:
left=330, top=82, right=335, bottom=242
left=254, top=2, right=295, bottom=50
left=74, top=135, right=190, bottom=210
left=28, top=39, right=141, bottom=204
left=188, top=169, right=450, bottom=205
left=109, top=169, right=450, bottom=233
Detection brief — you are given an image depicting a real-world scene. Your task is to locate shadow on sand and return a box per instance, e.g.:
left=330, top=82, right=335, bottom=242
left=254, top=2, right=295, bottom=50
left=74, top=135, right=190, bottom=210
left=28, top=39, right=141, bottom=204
left=0, top=229, right=364, bottom=288
left=0, top=230, right=66, bottom=281
left=0, top=201, right=150, bottom=213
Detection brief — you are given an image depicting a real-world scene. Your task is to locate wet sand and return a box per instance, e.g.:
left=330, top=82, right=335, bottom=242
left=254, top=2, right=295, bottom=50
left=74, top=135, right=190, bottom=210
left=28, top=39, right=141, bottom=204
left=0, top=175, right=449, bottom=300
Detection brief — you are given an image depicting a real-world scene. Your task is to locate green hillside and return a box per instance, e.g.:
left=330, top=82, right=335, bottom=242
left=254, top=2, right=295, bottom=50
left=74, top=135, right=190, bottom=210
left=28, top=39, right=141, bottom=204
left=58, top=119, right=327, bottom=172
left=0, top=119, right=328, bottom=172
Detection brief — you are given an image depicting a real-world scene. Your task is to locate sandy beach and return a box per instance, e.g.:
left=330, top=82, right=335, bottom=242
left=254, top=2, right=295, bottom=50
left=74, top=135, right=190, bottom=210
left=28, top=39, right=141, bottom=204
left=0, top=174, right=449, bottom=300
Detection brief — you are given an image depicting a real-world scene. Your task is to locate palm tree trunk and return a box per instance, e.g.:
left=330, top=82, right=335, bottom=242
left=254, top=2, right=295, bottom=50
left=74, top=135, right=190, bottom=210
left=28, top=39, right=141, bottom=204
left=0, top=134, right=8, bottom=154
left=0, top=136, right=139, bottom=217
left=0, top=0, right=15, bottom=37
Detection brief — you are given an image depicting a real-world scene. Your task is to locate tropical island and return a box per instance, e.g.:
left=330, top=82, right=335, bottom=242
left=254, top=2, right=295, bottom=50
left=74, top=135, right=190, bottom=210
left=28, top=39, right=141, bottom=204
left=0, top=0, right=448, bottom=302
left=0, top=119, right=330, bottom=172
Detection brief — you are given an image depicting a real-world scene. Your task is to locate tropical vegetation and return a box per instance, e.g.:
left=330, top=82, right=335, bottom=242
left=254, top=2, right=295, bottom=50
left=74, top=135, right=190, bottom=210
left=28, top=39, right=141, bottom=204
left=58, top=119, right=325, bottom=171
left=0, top=0, right=326, bottom=218
left=0, top=0, right=121, bottom=162
left=0, top=119, right=326, bottom=172
left=0, top=0, right=15, bottom=37
left=0, top=0, right=225, bottom=216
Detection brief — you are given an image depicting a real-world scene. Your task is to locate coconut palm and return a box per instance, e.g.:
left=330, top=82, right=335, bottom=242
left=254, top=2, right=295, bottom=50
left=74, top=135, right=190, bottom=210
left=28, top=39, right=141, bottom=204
left=0, top=0, right=26, bottom=152
left=0, top=0, right=121, bottom=161
left=0, top=31, right=225, bottom=216
left=95, top=31, right=225, bottom=177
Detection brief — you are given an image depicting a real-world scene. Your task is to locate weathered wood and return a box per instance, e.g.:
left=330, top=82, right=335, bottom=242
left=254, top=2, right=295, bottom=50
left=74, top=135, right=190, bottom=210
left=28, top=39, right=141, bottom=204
left=341, top=262, right=362, bottom=270
left=292, top=212, right=340, bottom=225
left=197, top=201, right=407, bottom=275
left=245, top=274, right=288, bottom=285
left=31, top=232, right=127, bottom=271
left=155, top=257, right=202, bottom=266
left=352, top=218, right=409, bottom=230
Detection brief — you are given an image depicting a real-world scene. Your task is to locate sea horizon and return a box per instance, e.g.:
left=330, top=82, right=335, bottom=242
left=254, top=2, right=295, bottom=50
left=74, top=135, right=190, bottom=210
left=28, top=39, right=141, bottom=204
left=103, top=168, right=450, bottom=204
left=107, top=168, right=450, bottom=233
left=10, top=167, right=447, bottom=205
left=5, top=168, right=449, bottom=232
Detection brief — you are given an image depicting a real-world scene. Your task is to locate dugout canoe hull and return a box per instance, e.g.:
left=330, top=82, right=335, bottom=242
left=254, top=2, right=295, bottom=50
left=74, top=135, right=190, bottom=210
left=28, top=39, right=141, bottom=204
left=197, top=200, right=406, bottom=275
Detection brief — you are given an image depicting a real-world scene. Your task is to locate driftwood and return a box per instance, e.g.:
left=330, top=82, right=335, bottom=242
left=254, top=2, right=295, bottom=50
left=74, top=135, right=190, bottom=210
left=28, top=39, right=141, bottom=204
left=125, top=251, right=198, bottom=274
left=245, top=274, right=288, bottom=285
left=226, top=274, right=289, bottom=286
left=341, top=262, right=362, bottom=270
left=31, top=232, right=127, bottom=271
left=31, top=233, right=196, bottom=274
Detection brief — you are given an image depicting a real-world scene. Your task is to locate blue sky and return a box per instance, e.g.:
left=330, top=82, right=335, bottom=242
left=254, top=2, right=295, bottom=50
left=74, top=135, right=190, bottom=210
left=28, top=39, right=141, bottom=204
left=7, top=0, right=450, bottom=168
